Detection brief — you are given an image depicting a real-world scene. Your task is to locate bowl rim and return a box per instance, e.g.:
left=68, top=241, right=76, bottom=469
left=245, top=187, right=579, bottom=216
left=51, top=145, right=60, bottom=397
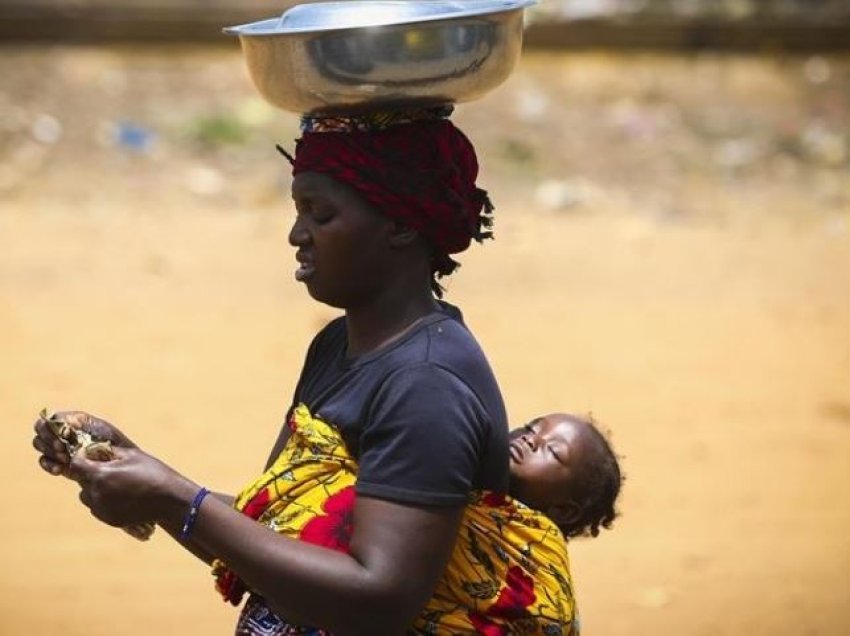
left=223, top=0, right=537, bottom=37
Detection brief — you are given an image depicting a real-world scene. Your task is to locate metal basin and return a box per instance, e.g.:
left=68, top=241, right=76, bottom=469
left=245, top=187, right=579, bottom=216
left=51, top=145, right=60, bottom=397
left=224, top=0, right=537, bottom=115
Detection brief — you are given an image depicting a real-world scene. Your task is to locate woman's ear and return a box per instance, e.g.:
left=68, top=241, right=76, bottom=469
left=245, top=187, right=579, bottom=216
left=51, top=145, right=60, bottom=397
left=547, top=500, right=583, bottom=531
left=387, top=221, right=419, bottom=247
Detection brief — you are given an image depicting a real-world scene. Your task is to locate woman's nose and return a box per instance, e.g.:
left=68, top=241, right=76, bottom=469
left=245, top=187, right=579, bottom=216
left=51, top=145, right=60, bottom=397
left=288, top=215, right=310, bottom=247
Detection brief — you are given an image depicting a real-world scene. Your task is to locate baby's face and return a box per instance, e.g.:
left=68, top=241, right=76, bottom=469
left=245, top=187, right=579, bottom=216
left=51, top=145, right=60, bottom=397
left=508, top=414, right=589, bottom=511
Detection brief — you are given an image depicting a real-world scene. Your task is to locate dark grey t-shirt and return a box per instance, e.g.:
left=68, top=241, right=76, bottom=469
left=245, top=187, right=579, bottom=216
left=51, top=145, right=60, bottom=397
left=290, top=304, right=509, bottom=506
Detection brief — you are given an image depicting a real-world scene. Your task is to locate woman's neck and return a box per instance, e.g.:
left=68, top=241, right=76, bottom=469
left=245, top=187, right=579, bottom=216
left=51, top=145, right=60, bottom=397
left=344, top=287, right=440, bottom=358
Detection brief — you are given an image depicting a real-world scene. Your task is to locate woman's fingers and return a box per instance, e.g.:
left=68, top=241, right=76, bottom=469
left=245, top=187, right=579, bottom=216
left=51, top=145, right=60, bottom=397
left=78, top=488, right=92, bottom=509
left=48, top=410, right=137, bottom=450
left=50, top=411, right=89, bottom=428
left=74, top=468, right=113, bottom=525
left=67, top=451, right=98, bottom=485
left=38, top=454, right=69, bottom=477
left=32, top=433, right=65, bottom=459
left=70, top=452, right=141, bottom=528
left=32, top=434, right=46, bottom=454
left=32, top=417, right=70, bottom=465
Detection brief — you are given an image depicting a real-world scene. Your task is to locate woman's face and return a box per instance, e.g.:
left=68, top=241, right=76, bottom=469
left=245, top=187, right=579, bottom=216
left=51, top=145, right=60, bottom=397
left=289, top=172, right=395, bottom=308
left=508, top=414, right=589, bottom=510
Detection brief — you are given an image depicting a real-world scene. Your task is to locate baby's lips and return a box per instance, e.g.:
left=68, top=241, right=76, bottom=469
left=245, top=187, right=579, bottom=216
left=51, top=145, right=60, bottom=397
left=509, top=442, right=524, bottom=464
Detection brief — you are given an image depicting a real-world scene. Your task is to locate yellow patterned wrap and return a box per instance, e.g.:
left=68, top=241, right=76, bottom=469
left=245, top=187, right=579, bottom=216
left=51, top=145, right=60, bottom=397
left=213, top=404, right=579, bottom=635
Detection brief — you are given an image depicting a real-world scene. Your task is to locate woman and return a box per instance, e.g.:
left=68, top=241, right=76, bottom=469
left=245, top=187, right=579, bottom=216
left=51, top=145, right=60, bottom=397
left=33, top=107, right=511, bottom=635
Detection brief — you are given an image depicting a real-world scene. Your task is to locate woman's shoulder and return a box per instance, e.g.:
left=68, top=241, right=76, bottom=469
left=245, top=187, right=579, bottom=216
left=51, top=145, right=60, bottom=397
left=436, top=300, right=464, bottom=323
left=308, top=314, right=346, bottom=349
left=377, top=309, right=507, bottom=427
left=421, top=310, right=493, bottom=377
left=316, top=314, right=346, bottom=338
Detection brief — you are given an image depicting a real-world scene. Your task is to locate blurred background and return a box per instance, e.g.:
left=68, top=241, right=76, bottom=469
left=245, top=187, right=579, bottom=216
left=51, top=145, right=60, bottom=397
left=1, top=1, right=848, bottom=635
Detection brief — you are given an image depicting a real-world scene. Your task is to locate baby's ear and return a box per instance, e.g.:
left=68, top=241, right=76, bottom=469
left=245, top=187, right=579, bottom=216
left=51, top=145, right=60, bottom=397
left=548, top=500, right=583, bottom=531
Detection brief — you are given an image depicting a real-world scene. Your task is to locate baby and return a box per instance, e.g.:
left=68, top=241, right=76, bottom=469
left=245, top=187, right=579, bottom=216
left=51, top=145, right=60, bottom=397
left=508, top=413, right=622, bottom=539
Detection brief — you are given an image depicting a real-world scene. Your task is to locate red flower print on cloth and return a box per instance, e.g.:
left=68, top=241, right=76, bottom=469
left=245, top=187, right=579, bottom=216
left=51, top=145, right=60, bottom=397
left=215, top=488, right=273, bottom=605
left=468, top=566, right=536, bottom=635
left=215, top=567, right=246, bottom=605
left=481, top=491, right=507, bottom=507
left=242, top=487, right=271, bottom=521
left=299, top=486, right=356, bottom=553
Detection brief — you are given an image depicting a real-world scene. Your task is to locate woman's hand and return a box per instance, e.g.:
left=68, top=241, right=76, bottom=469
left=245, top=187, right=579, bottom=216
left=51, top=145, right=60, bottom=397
left=32, top=410, right=137, bottom=477
left=69, top=446, right=197, bottom=529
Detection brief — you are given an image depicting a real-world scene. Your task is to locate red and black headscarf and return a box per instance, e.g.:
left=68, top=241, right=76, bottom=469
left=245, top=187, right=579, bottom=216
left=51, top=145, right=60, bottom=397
left=280, top=106, right=493, bottom=257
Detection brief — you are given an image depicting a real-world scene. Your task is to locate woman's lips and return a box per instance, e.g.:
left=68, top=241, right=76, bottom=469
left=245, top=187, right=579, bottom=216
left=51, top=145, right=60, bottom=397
left=294, top=263, right=315, bottom=282
left=294, top=252, right=315, bottom=281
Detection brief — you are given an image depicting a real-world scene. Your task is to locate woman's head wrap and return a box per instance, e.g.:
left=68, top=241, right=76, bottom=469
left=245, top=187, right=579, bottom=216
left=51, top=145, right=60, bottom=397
left=282, top=106, right=493, bottom=256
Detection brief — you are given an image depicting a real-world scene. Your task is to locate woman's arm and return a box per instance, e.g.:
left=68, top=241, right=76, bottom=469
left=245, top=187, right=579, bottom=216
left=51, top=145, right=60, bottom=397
left=181, top=487, right=463, bottom=634
left=70, top=448, right=464, bottom=636
left=158, top=491, right=235, bottom=566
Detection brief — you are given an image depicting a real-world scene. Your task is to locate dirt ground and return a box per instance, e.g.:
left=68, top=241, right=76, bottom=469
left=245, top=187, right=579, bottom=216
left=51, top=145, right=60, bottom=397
left=1, top=46, right=849, bottom=635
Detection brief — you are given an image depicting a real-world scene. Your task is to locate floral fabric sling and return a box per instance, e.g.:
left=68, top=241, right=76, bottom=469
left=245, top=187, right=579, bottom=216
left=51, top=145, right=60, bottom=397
left=213, top=404, right=579, bottom=635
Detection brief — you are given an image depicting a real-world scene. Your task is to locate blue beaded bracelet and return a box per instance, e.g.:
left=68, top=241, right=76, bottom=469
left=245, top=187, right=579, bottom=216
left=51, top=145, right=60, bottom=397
left=180, top=487, right=210, bottom=540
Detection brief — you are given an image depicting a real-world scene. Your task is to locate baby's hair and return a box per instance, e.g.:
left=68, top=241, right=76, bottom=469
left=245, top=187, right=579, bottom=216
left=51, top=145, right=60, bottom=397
left=558, top=415, right=622, bottom=539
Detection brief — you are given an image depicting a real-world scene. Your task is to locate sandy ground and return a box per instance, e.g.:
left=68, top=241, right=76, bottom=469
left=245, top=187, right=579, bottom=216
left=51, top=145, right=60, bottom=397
left=1, top=47, right=849, bottom=635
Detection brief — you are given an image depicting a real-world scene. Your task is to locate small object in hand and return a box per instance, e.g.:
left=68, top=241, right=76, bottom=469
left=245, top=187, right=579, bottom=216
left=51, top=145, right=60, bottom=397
left=40, top=408, right=113, bottom=459
left=39, top=408, right=156, bottom=542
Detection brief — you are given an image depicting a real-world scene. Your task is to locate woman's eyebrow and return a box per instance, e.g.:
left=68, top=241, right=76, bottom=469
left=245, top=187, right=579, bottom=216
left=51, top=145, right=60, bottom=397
left=292, top=189, right=317, bottom=206
left=291, top=179, right=318, bottom=198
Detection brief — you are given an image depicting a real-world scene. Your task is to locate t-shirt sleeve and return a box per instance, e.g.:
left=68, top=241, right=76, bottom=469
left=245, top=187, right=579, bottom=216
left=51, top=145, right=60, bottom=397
left=356, top=363, right=489, bottom=507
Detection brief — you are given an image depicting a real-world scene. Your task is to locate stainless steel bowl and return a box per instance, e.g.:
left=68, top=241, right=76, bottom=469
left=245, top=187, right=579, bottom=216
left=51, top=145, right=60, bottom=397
left=224, top=0, right=537, bottom=115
